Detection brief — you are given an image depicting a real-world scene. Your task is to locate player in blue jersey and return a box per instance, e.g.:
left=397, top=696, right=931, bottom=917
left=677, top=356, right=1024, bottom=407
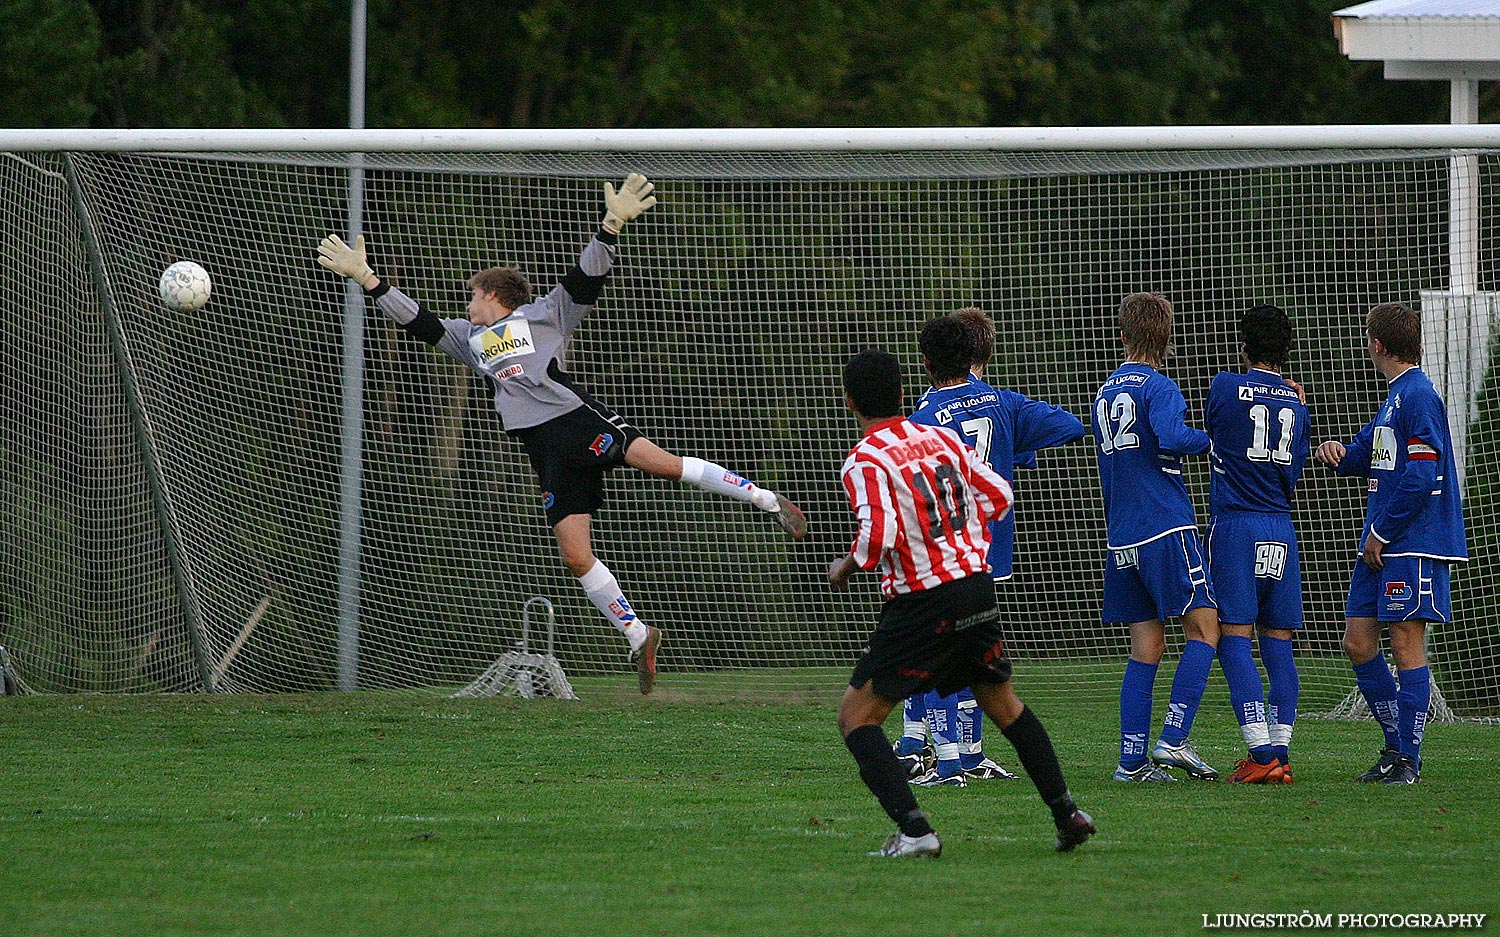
left=1095, top=293, right=1220, bottom=782
left=1205, top=305, right=1309, bottom=784
left=1316, top=302, right=1467, bottom=785
left=900, top=311, right=1086, bottom=786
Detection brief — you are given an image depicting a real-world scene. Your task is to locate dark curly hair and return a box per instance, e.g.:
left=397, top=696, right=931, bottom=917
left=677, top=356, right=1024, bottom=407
left=1240, top=304, right=1293, bottom=369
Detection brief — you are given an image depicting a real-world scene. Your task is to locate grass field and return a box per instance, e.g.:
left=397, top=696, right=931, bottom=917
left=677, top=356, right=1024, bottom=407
left=2, top=674, right=1496, bottom=937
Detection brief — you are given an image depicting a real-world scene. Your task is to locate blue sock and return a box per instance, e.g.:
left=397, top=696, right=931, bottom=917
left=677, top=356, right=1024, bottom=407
left=895, top=694, right=929, bottom=756
left=1353, top=653, right=1401, bottom=749
left=1397, top=666, right=1431, bottom=766
left=1219, top=635, right=1274, bottom=763
left=1159, top=639, right=1215, bottom=747
left=1119, top=658, right=1159, bottom=770
left=1261, top=635, right=1298, bottom=763
left=925, top=690, right=963, bottom=777
left=953, top=688, right=984, bottom=770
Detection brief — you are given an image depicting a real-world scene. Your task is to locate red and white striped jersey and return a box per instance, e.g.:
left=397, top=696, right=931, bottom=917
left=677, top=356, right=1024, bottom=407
left=841, top=416, right=1014, bottom=597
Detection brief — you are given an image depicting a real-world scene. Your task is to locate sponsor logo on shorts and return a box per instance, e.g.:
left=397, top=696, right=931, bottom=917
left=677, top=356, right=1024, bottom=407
left=954, top=608, right=1000, bottom=631
left=589, top=433, right=614, bottom=457
left=898, top=666, right=933, bottom=680
left=1385, top=581, right=1411, bottom=601
left=542, top=492, right=555, bottom=510
left=1113, top=547, right=1139, bottom=569
left=1254, top=542, right=1288, bottom=580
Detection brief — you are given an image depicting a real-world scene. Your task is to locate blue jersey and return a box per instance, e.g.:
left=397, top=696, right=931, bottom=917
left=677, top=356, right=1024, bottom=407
left=1093, top=363, right=1210, bottom=550
left=1335, top=367, right=1467, bottom=562
left=911, top=375, right=1085, bottom=579
left=1206, top=369, right=1311, bottom=516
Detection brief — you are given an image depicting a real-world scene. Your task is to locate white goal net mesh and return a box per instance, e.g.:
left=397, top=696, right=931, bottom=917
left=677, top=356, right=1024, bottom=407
left=2, top=146, right=1496, bottom=714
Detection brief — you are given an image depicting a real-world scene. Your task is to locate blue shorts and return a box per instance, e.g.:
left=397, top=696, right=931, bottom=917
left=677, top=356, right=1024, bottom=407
left=1207, top=512, right=1303, bottom=630
left=1102, top=530, right=1216, bottom=624
left=1345, top=555, right=1451, bottom=622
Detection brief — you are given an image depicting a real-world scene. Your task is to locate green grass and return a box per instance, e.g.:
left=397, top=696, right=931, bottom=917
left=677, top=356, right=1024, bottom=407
left=2, top=679, right=1497, bottom=937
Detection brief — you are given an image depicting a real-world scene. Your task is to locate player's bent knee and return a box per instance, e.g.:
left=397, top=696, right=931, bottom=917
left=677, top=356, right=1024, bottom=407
left=1342, top=631, right=1377, bottom=663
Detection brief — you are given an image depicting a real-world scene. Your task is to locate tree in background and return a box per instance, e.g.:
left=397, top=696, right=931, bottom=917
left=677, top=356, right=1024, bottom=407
left=4, top=0, right=1494, bottom=129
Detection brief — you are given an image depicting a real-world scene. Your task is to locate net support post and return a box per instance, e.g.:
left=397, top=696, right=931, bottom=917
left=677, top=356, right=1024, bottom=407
left=61, top=155, right=217, bottom=693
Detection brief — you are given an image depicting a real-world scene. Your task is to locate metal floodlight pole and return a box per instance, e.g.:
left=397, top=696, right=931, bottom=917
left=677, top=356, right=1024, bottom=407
left=338, top=0, right=367, bottom=692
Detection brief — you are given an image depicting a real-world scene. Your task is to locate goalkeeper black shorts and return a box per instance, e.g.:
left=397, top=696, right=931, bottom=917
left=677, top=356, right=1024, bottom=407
left=850, top=573, right=1012, bottom=701
left=513, top=395, right=644, bottom=527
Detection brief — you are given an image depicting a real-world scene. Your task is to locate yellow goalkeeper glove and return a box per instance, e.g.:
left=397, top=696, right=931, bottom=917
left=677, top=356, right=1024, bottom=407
left=317, top=234, right=375, bottom=285
left=602, top=173, right=657, bottom=234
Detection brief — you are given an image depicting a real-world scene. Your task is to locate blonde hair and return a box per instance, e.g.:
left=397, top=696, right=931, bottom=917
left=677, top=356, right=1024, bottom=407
left=1118, top=292, right=1173, bottom=365
left=953, top=306, right=995, bottom=369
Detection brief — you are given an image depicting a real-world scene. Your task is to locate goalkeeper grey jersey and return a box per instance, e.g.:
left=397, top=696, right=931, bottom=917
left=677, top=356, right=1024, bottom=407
left=370, top=231, right=617, bottom=432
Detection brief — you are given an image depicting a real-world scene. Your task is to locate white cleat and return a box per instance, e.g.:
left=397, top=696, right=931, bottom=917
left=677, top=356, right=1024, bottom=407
left=963, top=757, right=1020, bottom=780
left=868, top=831, right=942, bottom=858
left=1150, top=738, right=1220, bottom=780
left=1113, top=762, right=1178, bottom=782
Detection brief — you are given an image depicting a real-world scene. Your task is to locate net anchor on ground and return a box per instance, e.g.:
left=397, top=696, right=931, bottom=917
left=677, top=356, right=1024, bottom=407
left=451, top=597, right=576, bottom=700
left=0, top=646, right=23, bottom=696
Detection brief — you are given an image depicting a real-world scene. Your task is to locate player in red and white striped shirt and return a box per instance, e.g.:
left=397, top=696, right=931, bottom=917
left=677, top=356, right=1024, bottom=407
left=840, top=403, right=1013, bottom=597
left=829, top=350, right=1094, bottom=858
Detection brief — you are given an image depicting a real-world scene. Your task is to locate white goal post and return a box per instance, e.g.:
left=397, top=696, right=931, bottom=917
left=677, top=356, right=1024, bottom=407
left=0, top=126, right=1495, bottom=718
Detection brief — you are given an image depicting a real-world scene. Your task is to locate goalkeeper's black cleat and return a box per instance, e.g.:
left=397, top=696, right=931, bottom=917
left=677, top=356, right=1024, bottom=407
left=1055, top=808, right=1097, bottom=852
left=1356, top=745, right=1403, bottom=782
left=631, top=625, right=662, bottom=695
left=773, top=494, right=808, bottom=540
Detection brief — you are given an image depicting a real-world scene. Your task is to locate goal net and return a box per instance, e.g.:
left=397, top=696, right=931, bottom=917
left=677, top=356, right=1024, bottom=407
left=1, top=133, right=1496, bottom=716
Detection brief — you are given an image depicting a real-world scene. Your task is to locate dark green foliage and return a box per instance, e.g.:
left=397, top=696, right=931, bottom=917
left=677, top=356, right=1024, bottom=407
left=5, top=0, right=1497, bottom=129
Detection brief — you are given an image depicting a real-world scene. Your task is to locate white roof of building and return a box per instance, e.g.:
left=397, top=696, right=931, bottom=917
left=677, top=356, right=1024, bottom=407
left=1336, top=0, right=1500, bottom=16
left=1334, top=0, right=1500, bottom=77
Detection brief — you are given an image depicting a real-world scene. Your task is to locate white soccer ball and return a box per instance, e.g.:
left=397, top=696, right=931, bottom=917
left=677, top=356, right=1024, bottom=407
left=158, top=261, right=212, bottom=312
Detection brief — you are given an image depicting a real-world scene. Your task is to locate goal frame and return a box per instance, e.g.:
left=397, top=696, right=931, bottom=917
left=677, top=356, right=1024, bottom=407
left=2, top=125, right=1493, bottom=706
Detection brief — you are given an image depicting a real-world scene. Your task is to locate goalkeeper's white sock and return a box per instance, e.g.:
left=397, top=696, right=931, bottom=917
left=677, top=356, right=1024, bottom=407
left=679, top=456, right=778, bottom=512
left=577, top=560, right=648, bottom=651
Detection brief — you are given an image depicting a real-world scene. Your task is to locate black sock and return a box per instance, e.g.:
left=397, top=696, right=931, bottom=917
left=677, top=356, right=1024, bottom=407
left=844, top=724, right=933, bottom=837
left=1000, top=706, right=1077, bottom=824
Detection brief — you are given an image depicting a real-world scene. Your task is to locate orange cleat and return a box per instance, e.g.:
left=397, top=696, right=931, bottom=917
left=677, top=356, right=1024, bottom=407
left=1277, top=761, right=1294, bottom=784
left=1225, top=758, right=1287, bottom=784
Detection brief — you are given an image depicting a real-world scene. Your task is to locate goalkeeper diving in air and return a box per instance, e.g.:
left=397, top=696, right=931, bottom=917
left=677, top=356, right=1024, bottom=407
left=316, top=174, right=807, bottom=695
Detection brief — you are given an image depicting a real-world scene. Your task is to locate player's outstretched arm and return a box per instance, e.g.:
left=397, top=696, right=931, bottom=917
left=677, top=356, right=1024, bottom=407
left=317, top=234, right=379, bottom=291
left=1315, top=440, right=1347, bottom=468
left=602, top=173, right=657, bottom=234
left=1319, top=420, right=1374, bottom=475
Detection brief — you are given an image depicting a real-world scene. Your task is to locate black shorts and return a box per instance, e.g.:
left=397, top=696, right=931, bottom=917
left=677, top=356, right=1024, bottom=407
left=512, top=394, right=644, bottom=527
left=849, top=573, right=1012, bottom=701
